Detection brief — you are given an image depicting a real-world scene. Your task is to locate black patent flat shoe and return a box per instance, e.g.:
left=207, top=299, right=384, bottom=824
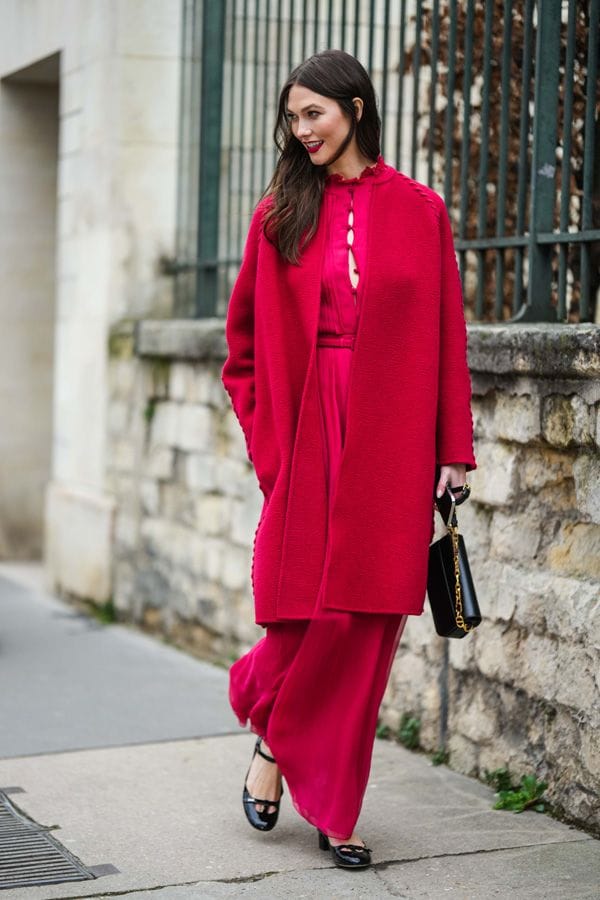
left=242, top=736, right=284, bottom=832
left=317, top=828, right=372, bottom=868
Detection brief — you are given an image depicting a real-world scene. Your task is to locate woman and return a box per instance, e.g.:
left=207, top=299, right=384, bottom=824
left=221, top=49, right=476, bottom=869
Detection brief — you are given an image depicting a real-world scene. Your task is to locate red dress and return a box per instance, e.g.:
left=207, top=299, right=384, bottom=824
left=229, top=156, right=408, bottom=839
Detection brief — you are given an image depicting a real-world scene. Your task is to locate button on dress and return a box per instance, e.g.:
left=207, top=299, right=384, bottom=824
left=229, top=155, right=408, bottom=840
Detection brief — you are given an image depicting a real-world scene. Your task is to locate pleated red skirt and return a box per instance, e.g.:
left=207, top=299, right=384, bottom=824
left=229, top=340, right=408, bottom=839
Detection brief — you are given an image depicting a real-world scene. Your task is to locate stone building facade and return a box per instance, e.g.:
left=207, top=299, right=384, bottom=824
left=0, top=0, right=181, bottom=591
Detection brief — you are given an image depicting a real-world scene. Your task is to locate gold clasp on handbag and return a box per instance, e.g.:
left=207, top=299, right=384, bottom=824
left=447, top=521, right=473, bottom=633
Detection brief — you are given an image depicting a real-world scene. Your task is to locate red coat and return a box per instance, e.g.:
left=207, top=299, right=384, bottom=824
left=222, top=161, right=477, bottom=625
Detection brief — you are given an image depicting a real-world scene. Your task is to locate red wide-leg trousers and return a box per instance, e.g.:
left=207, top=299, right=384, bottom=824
left=229, top=341, right=408, bottom=839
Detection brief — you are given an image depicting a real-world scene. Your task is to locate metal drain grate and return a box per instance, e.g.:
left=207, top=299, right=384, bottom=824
left=0, top=788, right=97, bottom=890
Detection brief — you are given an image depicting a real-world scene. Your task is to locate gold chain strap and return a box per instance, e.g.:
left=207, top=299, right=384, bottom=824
left=447, top=522, right=473, bottom=634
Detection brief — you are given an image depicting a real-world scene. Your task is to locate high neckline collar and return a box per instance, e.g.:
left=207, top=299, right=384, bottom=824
left=324, top=153, right=388, bottom=187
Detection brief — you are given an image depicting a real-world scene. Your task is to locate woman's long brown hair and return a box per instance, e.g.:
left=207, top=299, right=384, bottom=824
left=261, top=49, right=382, bottom=265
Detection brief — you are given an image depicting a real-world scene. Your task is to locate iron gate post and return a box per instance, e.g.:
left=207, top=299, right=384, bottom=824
left=513, top=0, right=561, bottom=322
left=195, top=0, right=226, bottom=316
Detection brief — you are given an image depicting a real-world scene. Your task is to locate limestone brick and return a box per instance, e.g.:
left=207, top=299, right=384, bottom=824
left=454, top=685, right=497, bottom=743
left=214, top=457, right=255, bottom=497
left=521, top=447, right=573, bottom=490
left=230, top=494, right=263, bottom=548
left=475, top=622, right=521, bottom=685
left=468, top=441, right=519, bottom=506
left=146, top=446, right=175, bottom=481
left=185, top=452, right=219, bottom=491
left=139, top=478, right=159, bottom=516
left=542, top=394, right=594, bottom=448
left=150, top=401, right=179, bottom=447
left=195, top=494, right=231, bottom=536
left=554, top=641, right=599, bottom=712
left=489, top=510, right=542, bottom=564
left=573, top=453, right=600, bottom=525
left=110, top=438, right=136, bottom=472
left=546, top=521, right=600, bottom=580
left=108, top=400, right=129, bottom=435
left=224, top=408, right=251, bottom=461
left=222, top=543, right=250, bottom=591
left=520, top=632, right=559, bottom=701
left=203, top=537, right=226, bottom=582
left=494, top=392, right=541, bottom=443
left=446, top=732, right=478, bottom=775
left=114, top=511, right=138, bottom=550
left=169, top=363, right=193, bottom=401
left=177, top=404, right=214, bottom=453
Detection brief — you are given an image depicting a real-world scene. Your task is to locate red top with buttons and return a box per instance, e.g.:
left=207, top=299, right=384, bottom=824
left=318, top=155, right=387, bottom=344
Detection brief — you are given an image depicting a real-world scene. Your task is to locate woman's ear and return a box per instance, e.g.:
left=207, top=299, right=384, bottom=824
left=352, top=97, right=364, bottom=122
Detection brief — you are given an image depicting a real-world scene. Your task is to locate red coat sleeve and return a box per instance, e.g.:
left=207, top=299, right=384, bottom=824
left=221, top=200, right=268, bottom=463
left=435, top=197, right=477, bottom=472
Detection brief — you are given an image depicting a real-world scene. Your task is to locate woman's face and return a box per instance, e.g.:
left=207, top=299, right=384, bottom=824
left=285, top=84, right=359, bottom=166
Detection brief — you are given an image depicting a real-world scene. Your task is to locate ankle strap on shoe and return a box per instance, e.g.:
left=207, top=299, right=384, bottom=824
left=256, top=738, right=276, bottom=764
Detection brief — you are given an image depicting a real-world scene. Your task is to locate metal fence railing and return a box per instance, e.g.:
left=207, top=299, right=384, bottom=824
left=171, top=0, right=600, bottom=324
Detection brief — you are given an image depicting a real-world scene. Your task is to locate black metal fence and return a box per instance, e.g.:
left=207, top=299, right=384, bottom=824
left=172, top=0, right=600, bottom=324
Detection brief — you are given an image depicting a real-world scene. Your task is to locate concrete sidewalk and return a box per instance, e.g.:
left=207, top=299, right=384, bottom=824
left=1, top=565, right=598, bottom=899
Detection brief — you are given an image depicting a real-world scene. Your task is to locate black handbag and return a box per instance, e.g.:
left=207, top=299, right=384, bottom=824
left=427, top=483, right=481, bottom=638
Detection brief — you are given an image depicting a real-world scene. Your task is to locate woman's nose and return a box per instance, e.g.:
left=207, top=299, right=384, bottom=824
left=297, top=120, right=312, bottom=137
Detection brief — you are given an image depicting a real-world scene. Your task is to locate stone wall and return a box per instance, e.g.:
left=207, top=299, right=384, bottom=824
left=107, top=319, right=600, bottom=832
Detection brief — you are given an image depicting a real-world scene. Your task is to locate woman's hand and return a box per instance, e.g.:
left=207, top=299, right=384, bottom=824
left=435, top=464, right=467, bottom=499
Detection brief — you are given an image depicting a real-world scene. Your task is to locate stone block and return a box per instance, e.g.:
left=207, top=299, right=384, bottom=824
left=141, top=518, right=205, bottom=573
left=108, top=399, right=129, bottom=435
left=451, top=500, right=492, bottom=563
left=214, top=456, right=254, bottom=498
left=169, top=363, right=193, bottom=402
left=222, top=543, right=250, bottom=591
left=185, top=452, right=218, bottom=491
left=150, top=401, right=179, bottom=447
left=109, top=438, right=136, bottom=472
left=520, top=632, right=559, bottom=701
left=115, top=0, right=182, bottom=56
left=446, top=732, right=479, bottom=775
left=468, top=441, right=518, bottom=506
left=542, top=394, right=594, bottom=448
left=476, top=559, right=518, bottom=624
left=224, top=408, right=251, bottom=462
left=554, top=641, right=599, bottom=712
left=195, top=494, right=231, bottom=536
left=140, top=478, right=159, bottom=516
left=177, top=404, right=214, bottom=453
left=494, top=392, right=541, bottom=443
left=490, top=510, right=542, bottom=563
left=109, top=358, right=136, bottom=398
left=454, top=684, right=497, bottom=743
left=521, top=447, right=573, bottom=490
left=203, top=537, right=225, bottom=582
left=573, top=453, right=600, bottom=525
left=114, top=511, right=138, bottom=551
left=542, top=575, right=600, bottom=646
left=470, top=394, right=495, bottom=441
left=45, top=482, right=115, bottom=602
left=160, top=483, right=195, bottom=525
left=146, top=446, right=175, bottom=480
left=230, top=494, right=263, bottom=548
left=546, top=521, right=600, bottom=580
left=476, top=622, right=521, bottom=685
left=448, top=627, right=478, bottom=671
